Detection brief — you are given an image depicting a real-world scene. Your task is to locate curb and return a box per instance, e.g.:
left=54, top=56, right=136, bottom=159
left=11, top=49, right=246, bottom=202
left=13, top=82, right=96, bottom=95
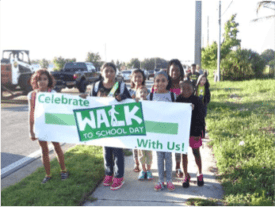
left=1, top=143, right=65, bottom=179
left=1, top=99, right=28, bottom=104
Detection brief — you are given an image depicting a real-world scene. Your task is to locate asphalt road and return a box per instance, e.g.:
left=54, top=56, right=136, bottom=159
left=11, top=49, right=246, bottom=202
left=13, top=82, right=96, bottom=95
left=1, top=78, right=154, bottom=171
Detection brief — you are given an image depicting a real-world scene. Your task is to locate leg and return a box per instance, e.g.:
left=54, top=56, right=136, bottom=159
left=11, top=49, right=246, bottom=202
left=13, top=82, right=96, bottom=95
left=38, top=141, right=51, bottom=176
left=133, top=149, right=140, bottom=172
left=175, top=153, right=181, bottom=169
left=175, top=153, right=183, bottom=178
left=52, top=142, right=66, bottom=171
left=104, top=147, right=114, bottom=176
left=165, top=152, right=173, bottom=182
left=113, top=148, right=124, bottom=178
left=146, top=150, right=153, bottom=171
left=182, top=153, right=188, bottom=176
left=192, top=148, right=202, bottom=174
left=157, top=152, right=165, bottom=183
left=139, top=150, right=147, bottom=171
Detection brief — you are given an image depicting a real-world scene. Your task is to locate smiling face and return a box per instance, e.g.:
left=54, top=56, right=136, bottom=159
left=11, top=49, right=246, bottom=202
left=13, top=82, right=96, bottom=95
left=101, top=66, right=116, bottom=82
left=37, top=74, right=49, bottom=91
left=154, top=74, right=168, bottom=93
left=200, top=77, right=206, bottom=86
left=169, top=64, right=181, bottom=80
left=132, top=72, right=144, bottom=87
left=136, top=87, right=148, bottom=100
left=180, top=82, right=194, bottom=98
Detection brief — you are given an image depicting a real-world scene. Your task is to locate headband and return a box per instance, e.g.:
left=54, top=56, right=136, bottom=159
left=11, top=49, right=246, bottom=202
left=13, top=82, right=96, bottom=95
left=155, top=71, right=169, bottom=80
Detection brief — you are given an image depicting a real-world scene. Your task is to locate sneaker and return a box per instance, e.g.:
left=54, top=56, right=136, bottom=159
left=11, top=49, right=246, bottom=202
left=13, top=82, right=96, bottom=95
left=61, top=171, right=69, bottom=180
left=41, top=176, right=51, bottom=184
left=103, top=175, right=113, bottom=186
left=146, top=170, right=153, bottom=180
left=176, top=169, right=183, bottom=178
left=182, top=174, right=191, bottom=188
left=154, top=182, right=165, bottom=191
left=197, top=174, right=204, bottom=186
left=138, top=171, right=146, bottom=180
left=110, top=177, right=124, bottom=190
left=167, top=181, right=175, bottom=191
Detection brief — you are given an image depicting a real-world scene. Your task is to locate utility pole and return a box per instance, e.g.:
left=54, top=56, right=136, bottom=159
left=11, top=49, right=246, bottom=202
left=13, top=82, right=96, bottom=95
left=217, top=1, right=221, bottom=82
left=194, top=1, right=202, bottom=67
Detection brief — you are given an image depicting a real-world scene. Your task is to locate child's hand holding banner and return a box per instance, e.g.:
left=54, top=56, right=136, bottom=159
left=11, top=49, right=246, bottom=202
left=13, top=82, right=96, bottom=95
left=35, top=93, right=192, bottom=154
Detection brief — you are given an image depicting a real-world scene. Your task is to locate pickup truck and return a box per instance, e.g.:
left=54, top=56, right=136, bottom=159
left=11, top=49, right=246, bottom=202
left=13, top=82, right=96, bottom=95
left=51, top=62, right=100, bottom=93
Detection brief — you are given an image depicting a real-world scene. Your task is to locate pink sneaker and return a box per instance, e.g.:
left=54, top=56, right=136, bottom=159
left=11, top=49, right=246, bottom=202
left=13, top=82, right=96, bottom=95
left=154, top=182, right=165, bottom=191
left=103, top=175, right=113, bottom=186
left=110, top=177, right=124, bottom=190
left=167, top=181, right=175, bottom=191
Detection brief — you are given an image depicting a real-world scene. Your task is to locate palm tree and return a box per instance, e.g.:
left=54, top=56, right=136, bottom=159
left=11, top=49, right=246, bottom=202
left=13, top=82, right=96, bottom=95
left=252, top=1, right=275, bottom=22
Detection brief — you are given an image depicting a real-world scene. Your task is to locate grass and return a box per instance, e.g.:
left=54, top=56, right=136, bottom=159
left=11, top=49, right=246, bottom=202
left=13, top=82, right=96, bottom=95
left=206, top=77, right=275, bottom=206
left=186, top=198, right=222, bottom=206
left=1, top=145, right=105, bottom=206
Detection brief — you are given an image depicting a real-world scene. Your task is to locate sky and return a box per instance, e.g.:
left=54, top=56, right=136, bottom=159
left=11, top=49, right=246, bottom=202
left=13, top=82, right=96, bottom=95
left=1, top=0, right=274, bottom=64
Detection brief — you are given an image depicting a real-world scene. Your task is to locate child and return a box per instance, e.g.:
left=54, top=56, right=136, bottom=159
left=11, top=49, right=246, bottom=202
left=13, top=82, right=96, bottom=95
left=176, top=80, right=205, bottom=188
left=28, top=69, right=68, bottom=184
left=195, top=74, right=211, bottom=137
left=187, top=63, right=200, bottom=90
left=147, top=71, right=176, bottom=192
left=85, top=62, right=131, bottom=191
left=166, top=59, right=185, bottom=178
left=128, top=69, right=149, bottom=172
left=135, top=86, right=153, bottom=181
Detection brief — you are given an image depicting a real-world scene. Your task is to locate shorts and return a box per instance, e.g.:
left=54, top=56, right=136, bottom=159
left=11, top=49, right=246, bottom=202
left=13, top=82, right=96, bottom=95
left=189, top=136, right=202, bottom=149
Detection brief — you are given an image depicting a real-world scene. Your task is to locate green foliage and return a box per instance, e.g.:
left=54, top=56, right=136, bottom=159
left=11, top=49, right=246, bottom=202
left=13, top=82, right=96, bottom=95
left=39, top=59, right=50, bottom=69
left=53, top=56, right=76, bottom=71
left=86, top=52, right=102, bottom=69
left=202, top=14, right=241, bottom=70
left=249, top=51, right=266, bottom=77
left=207, top=79, right=275, bottom=205
left=186, top=198, right=221, bottom=206
left=127, top=58, right=140, bottom=69
left=268, top=59, right=275, bottom=68
left=261, top=49, right=275, bottom=64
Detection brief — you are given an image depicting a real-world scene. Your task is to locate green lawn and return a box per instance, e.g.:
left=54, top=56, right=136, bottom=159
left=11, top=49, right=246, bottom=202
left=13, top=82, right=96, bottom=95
left=206, top=78, right=275, bottom=206
left=1, top=145, right=105, bottom=206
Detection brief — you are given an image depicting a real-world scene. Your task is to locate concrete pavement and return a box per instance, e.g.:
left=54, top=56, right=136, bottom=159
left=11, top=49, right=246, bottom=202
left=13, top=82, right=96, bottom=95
left=83, top=136, right=224, bottom=206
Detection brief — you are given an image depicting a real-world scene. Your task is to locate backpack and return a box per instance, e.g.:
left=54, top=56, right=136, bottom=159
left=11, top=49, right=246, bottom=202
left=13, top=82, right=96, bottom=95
left=149, top=91, right=175, bottom=102
left=93, top=81, right=125, bottom=96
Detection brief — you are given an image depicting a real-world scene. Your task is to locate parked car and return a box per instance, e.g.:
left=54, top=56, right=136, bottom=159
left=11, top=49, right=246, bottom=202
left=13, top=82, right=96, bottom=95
left=121, top=70, right=132, bottom=82
left=141, top=69, right=149, bottom=80
left=51, top=62, right=100, bottom=93
left=148, top=70, right=154, bottom=78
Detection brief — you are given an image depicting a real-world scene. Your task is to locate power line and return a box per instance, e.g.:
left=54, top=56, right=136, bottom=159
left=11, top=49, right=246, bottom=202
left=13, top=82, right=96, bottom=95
left=221, top=0, right=233, bottom=17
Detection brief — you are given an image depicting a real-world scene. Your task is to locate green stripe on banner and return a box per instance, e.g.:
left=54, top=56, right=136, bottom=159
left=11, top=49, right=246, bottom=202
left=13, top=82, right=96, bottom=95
left=45, top=113, right=178, bottom=135
left=45, top=113, right=76, bottom=125
left=144, top=121, right=178, bottom=135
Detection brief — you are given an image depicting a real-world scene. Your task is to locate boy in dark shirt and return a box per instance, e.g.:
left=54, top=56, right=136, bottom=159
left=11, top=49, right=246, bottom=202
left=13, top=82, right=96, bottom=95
left=187, top=63, right=200, bottom=91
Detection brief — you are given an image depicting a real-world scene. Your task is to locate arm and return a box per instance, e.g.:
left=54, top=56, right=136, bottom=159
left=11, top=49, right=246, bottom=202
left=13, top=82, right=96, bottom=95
left=115, top=82, right=131, bottom=101
left=28, top=92, right=37, bottom=141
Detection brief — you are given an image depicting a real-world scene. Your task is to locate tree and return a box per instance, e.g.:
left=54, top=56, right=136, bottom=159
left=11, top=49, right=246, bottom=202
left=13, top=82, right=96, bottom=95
left=53, top=56, right=76, bottom=71
left=127, top=58, right=140, bottom=69
left=261, top=49, right=275, bottom=64
left=31, top=59, right=39, bottom=64
left=252, top=1, right=275, bottom=22
left=221, top=49, right=266, bottom=80
left=202, top=14, right=241, bottom=69
left=39, top=59, right=49, bottom=69
left=85, top=52, right=102, bottom=69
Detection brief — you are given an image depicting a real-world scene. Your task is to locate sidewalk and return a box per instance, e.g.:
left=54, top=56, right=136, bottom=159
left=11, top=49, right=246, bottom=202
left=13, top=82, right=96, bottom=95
left=83, top=136, right=224, bottom=206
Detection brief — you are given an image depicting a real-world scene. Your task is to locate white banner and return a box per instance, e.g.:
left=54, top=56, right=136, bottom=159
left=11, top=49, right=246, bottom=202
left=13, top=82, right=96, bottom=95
left=35, top=93, right=192, bottom=154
